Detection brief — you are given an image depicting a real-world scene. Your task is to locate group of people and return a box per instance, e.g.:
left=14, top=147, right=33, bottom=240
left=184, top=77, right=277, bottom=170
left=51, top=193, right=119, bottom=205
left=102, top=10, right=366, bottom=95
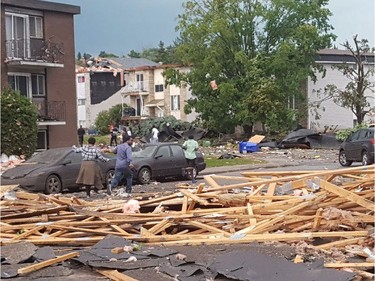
left=74, top=124, right=199, bottom=197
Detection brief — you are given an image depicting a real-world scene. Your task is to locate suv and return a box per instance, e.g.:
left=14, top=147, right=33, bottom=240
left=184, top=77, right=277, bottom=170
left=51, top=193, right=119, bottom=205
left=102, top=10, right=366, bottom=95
left=339, top=128, right=374, bottom=166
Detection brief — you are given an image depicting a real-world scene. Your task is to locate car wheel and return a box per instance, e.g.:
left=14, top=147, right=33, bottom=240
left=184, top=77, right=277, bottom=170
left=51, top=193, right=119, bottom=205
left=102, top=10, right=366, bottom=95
left=138, top=167, right=151, bottom=184
left=105, top=169, right=115, bottom=187
left=361, top=150, right=373, bottom=165
left=185, top=167, right=198, bottom=180
left=45, top=174, right=62, bottom=194
left=339, top=150, right=352, bottom=167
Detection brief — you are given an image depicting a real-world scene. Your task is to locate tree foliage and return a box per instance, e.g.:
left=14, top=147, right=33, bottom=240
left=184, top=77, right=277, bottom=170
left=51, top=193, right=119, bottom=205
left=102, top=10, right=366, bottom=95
left=138, top=41, right=180, bottom=64
left=1, top=87, right=38, bottom=158
left=98, top=51, right=118, bottom=58
left=95, top=104, right=127, bottom=135
left=128, top=50, right=141, bottom=58
left=164, top=0, right=335, bottom=133
left=313, top=35, right=374, bottom=125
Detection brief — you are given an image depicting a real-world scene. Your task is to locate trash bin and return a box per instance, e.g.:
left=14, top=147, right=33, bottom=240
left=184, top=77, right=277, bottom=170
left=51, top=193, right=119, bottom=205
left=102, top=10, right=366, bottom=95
left=239, top=142, right=259, bottom=153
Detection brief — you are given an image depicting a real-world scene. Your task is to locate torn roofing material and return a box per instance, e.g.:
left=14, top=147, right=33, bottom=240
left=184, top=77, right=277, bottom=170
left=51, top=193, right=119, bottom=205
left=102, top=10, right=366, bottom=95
left=209, top=250, right=355, bottom=281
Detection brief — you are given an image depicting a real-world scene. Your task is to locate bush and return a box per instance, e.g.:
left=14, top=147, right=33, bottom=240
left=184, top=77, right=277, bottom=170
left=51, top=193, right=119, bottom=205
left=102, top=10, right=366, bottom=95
left=335, top=124, right=368, bottom=141
left=95, top=104, right=127, bottom=135
left=1, top=87, right=38, bottom=158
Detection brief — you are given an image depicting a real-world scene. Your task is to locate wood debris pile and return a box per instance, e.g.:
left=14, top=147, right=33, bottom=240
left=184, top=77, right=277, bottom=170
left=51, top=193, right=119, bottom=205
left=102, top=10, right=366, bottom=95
left=1, top=165, right=374, bottom=278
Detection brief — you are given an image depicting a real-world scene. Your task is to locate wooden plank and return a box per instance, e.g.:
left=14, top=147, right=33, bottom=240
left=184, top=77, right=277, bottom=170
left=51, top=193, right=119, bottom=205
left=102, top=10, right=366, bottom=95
left=188, top=183, right=205, bottom=211
left=12, top=225, right=44, bottom=241
left=246, top=203, right=257, bottom=226
left=188, top=220, right=231, bottom=237
left=317, top=238, right=365, bottom=250
left=18, top=252, right=79, bottom=275
left=203, top=175, right=222, bottom=190
left=179, top=189, right=209, bottom=206
left=181, top=195, right=188, bottom=213
left=96, top=269, right=139, bottom=281
left=312, top=208, right=323, bottom=230
left=313, top=177, right=375, bottom=211
left=324, top=262, right=374, bottom=268
left=265, top=178, right=277, bottom=203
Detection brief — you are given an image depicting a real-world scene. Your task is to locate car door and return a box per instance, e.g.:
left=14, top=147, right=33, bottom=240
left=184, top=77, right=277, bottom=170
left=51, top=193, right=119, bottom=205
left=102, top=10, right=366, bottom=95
left=351, top=129, right=369, bottom=161
left=345, top=131, right=361, bottom=160
left=152, top=145, right=174, bottom=177
left=170, top=144, right=187, bottom=175
left=58, top=151, right=82, bottom=188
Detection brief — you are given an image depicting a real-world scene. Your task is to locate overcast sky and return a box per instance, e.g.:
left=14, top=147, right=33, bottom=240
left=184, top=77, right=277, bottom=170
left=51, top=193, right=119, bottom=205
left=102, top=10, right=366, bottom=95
left=50, top=0, right=374, bottom=56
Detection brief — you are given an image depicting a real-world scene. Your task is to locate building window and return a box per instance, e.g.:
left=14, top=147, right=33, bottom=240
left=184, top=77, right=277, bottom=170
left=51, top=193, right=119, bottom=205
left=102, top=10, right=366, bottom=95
left=29, top=16, right=43, bottom=38
left=31, top=74, right=45, bottom=96
left=136, top=74, right=144, bottom=91
left=170, top=95, right=180, bottom=111
left=100, top=81, right=106, bottom=87
left=36, top=130, right=47, bottom=150
left=155, top=84, right=164, bottom=92
left=78, top=99, right=86, bottom=106
left=8, top=73, right=31, bottom=98
left=77, top=76, right=85, bottom=83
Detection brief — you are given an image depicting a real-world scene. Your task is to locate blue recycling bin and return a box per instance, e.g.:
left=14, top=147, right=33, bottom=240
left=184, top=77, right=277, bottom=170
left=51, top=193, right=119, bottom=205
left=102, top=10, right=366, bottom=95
left=239, top=141, right=259, bottom=153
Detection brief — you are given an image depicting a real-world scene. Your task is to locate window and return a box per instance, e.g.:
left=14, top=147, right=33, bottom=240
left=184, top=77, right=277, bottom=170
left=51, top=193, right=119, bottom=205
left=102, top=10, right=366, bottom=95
left=77, top=76, right=85, bottom=83
left=156, top=146, right=171, bottom=157
left=136, top=74, right=144, bottom=91
left=29, top=16, right=43, bottom=38
left=36, top=131, right=47, bottom=150
left=170, top=95, right=180, bottom=111
left=155, top=84, right=164, bottom=92
left=31, top=74, right=45, bottom=96
left=8, top=73, right=31, bottom=98
left=170, top=145, right=184, bottom=158
left=100, top=81, right=106, bottom=86
left=78, top=99, right=86, bottom=106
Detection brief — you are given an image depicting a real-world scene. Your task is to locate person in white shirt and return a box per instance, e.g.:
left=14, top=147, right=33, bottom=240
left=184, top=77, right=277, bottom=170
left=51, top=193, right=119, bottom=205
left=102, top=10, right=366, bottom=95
left=150, top=126, right=159, bottom=143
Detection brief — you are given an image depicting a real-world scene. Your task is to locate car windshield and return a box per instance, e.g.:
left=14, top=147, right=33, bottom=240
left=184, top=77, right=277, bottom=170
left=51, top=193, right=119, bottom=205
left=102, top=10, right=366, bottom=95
left=133, top=146, right=157, bottom=158
left=26, top=148, right=67, bottom=164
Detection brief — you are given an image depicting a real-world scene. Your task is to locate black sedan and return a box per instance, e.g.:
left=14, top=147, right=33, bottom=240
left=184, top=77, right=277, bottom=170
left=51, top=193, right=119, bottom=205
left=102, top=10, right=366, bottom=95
left=338, top=128, right=374, bottom=166
left=0, top=147, right=114, bottom=194
left=128, top=142, right=206, bottom=184
left=1, top=143, right=206, bottom=193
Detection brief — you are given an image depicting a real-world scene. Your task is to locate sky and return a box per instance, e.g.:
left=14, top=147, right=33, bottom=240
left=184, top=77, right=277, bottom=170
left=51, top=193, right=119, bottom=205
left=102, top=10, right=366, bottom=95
left=49, top=0, right=374, bottom=56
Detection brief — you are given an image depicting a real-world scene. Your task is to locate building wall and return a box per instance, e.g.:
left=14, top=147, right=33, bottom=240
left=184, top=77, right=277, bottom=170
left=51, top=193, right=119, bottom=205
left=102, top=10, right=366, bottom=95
left=43, top=10, right=78, bottom=148
left=308, top=62, right=374, bottom=131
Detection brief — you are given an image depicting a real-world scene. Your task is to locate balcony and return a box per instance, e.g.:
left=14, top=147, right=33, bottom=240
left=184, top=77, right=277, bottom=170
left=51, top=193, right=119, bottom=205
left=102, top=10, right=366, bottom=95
left=5, top=38, right=64, bottom=68
left=33, top=99, right=66, bottom=125
left=123, top=81, right=149, bottom=95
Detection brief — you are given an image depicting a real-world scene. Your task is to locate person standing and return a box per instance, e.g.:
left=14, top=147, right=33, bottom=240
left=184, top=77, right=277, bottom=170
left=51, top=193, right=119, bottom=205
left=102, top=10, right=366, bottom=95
left=107, top=135, right=134, bottom=197
left=110, top=126, right=118, bottom=146
left=182, top=135, right=199, bottom=184
left=73, top=137, right=109, bottom=197
left=77, top=125, right=85, bottom=147
left=150, top=125, right=159, bottom=143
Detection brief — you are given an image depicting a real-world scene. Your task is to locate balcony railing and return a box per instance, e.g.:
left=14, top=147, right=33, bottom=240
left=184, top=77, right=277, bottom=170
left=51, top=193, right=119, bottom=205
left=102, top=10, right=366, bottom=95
left=33, top=99, right=66, bottom=122
left=123, top=81, right=147, bottom=93
left=5, top=37, right=64, bottom=63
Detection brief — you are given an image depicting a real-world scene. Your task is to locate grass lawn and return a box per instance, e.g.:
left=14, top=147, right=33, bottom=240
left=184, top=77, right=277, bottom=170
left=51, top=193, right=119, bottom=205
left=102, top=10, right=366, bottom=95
left=205, top=156, right=266, bottom=168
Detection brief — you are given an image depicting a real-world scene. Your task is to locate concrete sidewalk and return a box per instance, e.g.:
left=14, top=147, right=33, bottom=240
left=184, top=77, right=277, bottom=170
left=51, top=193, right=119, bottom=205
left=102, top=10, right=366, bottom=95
left=200, top=158, right=299, bottom=176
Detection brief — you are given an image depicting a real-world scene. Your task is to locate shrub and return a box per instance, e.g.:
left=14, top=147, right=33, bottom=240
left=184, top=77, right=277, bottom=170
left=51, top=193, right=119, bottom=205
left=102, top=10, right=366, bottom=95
left=335, top=123, right=368, bottom=141
left=1, top=87, right=38, bottom=158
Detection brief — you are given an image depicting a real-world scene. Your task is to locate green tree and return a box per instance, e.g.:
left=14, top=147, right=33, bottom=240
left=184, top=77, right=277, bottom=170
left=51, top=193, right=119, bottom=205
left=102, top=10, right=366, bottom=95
left=313, top=35, right=374, bottom=125
left=98, top=51, right=118, bottom=58
left=165, top=0, right=335, bottom=133
left=83, top=52, right=92, bottom=60
left=77, top=52, right=82, bottom=60
left=95, top=104, right=127, bottom=135
left=128, top=50, right=141, bottom=58
left=1, top=87, right=38, bottom=158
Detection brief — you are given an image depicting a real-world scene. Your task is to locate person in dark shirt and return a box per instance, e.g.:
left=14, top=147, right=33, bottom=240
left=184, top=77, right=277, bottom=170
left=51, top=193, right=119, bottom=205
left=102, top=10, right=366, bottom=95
left=110, top=127, right=118, bottom=146
left=77, top=125, right=85, bottom=146
left=107, top=135, right=134, bottom=196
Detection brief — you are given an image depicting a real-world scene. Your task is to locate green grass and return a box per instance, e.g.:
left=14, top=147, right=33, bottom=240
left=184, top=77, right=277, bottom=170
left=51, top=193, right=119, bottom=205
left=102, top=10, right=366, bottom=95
left=84, top=135, right=111, bottom=145
left=205, top=156, right=267, bottom=168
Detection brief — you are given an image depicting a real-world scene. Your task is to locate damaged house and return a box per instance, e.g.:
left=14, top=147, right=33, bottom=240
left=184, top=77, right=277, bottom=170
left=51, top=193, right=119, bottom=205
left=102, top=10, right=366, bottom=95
left=307, top=49, right=374, bottom=132
left=76, top=58, right=198, bottom=128
left=1, top=0, right=80, bottom=150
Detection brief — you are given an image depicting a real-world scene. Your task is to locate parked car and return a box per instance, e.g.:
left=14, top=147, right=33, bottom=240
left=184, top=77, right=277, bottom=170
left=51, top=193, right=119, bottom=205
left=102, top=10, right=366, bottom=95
left=0, top=147, right=114, bottom=194
left=1, top=143, right=206, bottom=194
left=338, top=128, right=374, bottom=166
left=125, top=142, right=206, bottom=184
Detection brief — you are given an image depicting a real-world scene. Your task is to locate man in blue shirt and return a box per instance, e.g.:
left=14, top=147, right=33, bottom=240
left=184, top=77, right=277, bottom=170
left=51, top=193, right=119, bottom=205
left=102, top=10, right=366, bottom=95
left=107, top=135, right=134, bottom=196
